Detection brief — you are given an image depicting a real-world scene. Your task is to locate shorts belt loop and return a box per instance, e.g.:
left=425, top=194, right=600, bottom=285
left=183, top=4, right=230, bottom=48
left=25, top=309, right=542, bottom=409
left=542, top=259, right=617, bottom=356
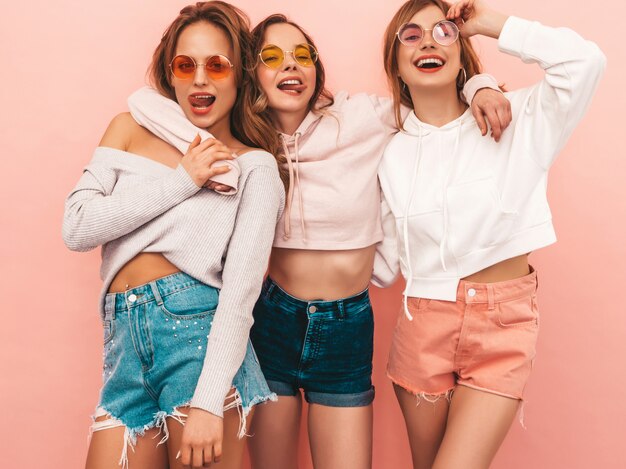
left=150, top=281, right=164, bottom=306
left=338, top=300, right=345, bottom=319
left=487, top=285, right=495, bottom=311
left=266, top=282, right=276, bottom=302
left=104, top=296, right=116, bottom=320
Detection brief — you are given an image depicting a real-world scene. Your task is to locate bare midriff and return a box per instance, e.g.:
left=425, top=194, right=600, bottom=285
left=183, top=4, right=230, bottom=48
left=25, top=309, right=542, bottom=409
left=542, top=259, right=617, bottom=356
left=268, top=245, right=377, bottom=301
left=462, top=253, right=530, bottom=284
left=108, top=253, right=181, bottom=293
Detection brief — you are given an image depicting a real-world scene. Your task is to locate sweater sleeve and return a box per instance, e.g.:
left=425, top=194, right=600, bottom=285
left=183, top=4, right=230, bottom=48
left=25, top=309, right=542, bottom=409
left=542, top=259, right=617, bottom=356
left=371, top=188, right=400, bottom=288
left=498, top=16, right=606, bottom=168
left=128, top=87, right=240, bottom=194
left=62, top=154, right=201, bottom=252
left=191, top=164, right=285, bottom=416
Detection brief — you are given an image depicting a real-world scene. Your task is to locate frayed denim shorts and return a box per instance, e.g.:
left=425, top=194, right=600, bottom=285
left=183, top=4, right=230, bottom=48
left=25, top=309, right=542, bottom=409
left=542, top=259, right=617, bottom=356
left=94, top=272, right=275, bottom=446
left=250, top=277, right=375, bottom=407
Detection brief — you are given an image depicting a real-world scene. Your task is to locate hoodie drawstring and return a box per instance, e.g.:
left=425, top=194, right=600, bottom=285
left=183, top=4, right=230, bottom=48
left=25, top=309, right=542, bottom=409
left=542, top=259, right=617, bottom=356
left=281, top=133, right=306, bottom=242
left=439, top=121, right=463, bottom=272
left=402, top=126, right=423, bottom=321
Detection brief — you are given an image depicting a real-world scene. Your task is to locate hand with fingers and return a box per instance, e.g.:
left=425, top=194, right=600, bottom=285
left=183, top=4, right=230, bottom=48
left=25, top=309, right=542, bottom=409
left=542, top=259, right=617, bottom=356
left=178, top=408, right=224, bottom=468
left=181, top=135, right=236, bottom=189
left=470, top=88, right=512, bottom=142
left=446, top=0, right=509, bottom=40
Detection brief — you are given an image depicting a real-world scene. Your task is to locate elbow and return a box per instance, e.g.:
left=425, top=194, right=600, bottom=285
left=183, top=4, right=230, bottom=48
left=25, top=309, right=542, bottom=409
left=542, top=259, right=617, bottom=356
left=585, top=42, right=607, bottom=81
left=62, top=223, right=96, bottom=252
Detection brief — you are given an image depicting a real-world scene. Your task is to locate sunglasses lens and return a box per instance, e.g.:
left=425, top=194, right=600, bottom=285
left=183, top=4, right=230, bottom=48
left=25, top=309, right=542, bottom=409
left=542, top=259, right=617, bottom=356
left=171, top=55, right=196, bottom=79
left=294, top=44, right=317, bottom=67
left=433, top=21, right=459, bottom=45
left=206, top=55, right=232, bottom=79
left=260, top=45, right=284, bottom=68
left=398, top=23, right=423, bottom=45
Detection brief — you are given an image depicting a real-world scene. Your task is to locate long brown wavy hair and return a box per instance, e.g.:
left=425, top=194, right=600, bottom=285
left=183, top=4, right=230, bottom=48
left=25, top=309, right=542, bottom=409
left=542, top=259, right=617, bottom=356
left=383, top=0, right=483, bottom=129
left=148, top=1, right=288, bottom=189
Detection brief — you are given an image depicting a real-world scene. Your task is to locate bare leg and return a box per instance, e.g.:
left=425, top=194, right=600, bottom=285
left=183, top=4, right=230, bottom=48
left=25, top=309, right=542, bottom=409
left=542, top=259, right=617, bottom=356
left=432, top=385, right=520, bottom=469
left=85, top=414, right=168, bottom=469
left=394, top=384, right=450, bottom=469
left=167, top=401, right=254, bottom=469
left=308, top=403, right=373, bottom=469
left=248, top=394, right=303, bottom=469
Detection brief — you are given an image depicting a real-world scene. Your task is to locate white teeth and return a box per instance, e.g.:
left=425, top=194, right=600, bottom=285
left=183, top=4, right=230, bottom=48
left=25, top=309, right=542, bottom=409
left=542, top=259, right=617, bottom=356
left=279, top=79, right=302, bottom=86
left=417, top=57, right=444, bottom=67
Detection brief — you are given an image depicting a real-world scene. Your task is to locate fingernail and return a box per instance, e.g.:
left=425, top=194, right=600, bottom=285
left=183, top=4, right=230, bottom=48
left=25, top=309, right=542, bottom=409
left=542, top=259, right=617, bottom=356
left=176, top=450, right=181, bottom=459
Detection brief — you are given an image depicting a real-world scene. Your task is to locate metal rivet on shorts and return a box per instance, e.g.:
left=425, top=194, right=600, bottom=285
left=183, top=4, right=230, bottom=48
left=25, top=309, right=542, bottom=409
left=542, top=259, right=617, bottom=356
left=172, top=326, right=176, bottom=330
left=165, top=318, right=169, bottom=321
left=128, top=294, right=137, bottom=303
left=198, top=346, right=202, bottom=350
left=308, top=305, right=317, bottom=313
left=194, top=322, right=198, bottom=325
left=200, top=326, right=204, bottom=330
left=185, top=325, right=189, bottom=328
left=176, top=320, right=181, bottom=324
left=174, top=334, right=178, bottom=338
left=468, top=288, right=477, bottom=297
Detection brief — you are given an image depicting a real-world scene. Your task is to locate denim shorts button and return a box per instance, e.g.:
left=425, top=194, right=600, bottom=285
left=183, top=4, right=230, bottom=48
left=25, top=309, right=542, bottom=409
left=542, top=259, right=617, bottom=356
left=128, top=294, right=137, bottom=303
left=308, top=305, right=317, bottom=313
left=467, top=288, right=476, bottom=297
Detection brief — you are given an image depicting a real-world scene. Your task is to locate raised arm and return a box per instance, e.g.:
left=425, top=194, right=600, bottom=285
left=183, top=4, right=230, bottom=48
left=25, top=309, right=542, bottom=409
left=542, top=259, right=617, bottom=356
left=448, top=0, right=606, bottom=167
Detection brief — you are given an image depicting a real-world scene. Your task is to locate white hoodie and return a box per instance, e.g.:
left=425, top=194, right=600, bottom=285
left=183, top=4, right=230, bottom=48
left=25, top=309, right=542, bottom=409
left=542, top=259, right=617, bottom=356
left=374, top=16, right=606, bottom=309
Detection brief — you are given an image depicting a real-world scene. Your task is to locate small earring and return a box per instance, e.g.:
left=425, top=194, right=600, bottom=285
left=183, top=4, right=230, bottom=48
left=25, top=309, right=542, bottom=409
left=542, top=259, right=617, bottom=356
left=457, top=67, right=467, bottom=88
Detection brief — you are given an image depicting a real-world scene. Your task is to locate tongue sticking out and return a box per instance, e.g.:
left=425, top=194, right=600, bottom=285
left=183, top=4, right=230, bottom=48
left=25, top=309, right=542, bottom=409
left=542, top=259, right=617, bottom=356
left=189, top=95, right=216, bottom=108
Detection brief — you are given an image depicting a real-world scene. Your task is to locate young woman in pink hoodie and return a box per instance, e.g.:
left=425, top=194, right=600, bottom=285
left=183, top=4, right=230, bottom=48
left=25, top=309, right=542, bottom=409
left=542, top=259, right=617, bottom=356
left=128, top=11, right=511, bottom=469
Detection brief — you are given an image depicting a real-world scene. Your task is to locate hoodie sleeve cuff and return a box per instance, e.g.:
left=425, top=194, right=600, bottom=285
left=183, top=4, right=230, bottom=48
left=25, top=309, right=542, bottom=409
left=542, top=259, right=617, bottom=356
left=462, top=73, right=502, bottom=104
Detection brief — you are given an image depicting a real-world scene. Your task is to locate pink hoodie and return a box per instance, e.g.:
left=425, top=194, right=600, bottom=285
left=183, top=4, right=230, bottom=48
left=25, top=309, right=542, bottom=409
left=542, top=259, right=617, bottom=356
left=128, top=74, right=498, bottom=250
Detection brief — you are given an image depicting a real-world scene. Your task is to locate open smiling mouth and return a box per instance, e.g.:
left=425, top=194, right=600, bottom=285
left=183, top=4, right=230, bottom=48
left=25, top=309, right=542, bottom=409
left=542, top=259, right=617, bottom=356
left=415, top=57, right=445, bottom=72
left=188, top=94, right=216, bottom=111
left=277, top=78, right=306, bottom=95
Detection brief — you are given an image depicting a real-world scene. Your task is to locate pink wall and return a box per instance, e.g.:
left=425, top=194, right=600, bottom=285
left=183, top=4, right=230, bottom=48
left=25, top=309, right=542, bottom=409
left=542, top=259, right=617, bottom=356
left=0, top=0, right=622, bottom=467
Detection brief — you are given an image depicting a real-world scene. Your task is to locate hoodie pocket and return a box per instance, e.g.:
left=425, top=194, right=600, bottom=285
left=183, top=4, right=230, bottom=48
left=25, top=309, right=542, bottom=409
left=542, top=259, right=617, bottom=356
left=446, top=177, right=517, bottom=259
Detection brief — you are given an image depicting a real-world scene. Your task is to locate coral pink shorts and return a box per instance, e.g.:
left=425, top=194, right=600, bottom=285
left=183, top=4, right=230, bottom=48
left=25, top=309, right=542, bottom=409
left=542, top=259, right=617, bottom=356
left=388, top=269, right=539, bottom=400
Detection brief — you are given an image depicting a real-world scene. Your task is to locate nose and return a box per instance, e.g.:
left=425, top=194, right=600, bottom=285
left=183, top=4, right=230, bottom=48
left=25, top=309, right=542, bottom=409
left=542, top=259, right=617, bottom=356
left=419, top=30, right=436, bottom=50
left=193, top=64, right=208, bottom=86
left=281, top=51, right=297, bottom=71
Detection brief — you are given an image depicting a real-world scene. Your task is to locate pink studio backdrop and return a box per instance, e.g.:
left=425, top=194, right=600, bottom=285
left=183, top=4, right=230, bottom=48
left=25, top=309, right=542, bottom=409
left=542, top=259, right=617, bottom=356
left=0, top=0, right=623, bottom=467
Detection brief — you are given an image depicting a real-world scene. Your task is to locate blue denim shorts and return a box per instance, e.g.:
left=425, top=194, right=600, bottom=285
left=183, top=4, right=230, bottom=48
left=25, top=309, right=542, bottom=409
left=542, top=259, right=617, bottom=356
left=96, top=272, right=275, bottom=442
left=250, top=277, right=375, bottom=407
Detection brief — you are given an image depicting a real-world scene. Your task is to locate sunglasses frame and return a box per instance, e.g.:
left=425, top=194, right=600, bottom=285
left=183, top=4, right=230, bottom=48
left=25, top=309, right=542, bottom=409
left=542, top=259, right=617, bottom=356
left=169, top=54, right=234, bottom=80
left=396, top=20, right=460, bottom=47
left=258, top=43, right=319, bottom=69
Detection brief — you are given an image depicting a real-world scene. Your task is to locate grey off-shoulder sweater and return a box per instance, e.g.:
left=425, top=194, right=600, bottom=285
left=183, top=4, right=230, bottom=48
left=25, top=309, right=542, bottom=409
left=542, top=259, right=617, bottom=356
left=62, top=146, right=285, bottom=417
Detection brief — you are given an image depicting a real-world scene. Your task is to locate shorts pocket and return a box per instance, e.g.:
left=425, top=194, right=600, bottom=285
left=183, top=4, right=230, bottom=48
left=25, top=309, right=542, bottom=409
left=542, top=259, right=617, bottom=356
left=158, top=283, right=219, bottom=320
left=496, top=294, right=539, bottom=328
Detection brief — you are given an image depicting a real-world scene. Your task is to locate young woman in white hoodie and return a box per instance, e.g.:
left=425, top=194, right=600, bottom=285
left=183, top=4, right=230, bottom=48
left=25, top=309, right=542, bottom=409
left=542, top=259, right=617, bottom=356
left=377, top=0, right=606, bottom=467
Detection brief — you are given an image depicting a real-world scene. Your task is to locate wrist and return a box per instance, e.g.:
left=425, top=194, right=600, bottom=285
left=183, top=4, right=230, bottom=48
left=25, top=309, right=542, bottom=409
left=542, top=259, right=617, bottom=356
left=477, top=11, right=509, bottom=39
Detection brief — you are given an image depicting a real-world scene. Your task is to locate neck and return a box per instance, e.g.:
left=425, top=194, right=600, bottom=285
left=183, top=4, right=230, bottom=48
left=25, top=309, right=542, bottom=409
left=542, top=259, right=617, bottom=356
left=207, top=115, right=239, bottom=147
left=409, top=84, right=467, bottom=127
left=273, top=108, right=309, bottom=136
